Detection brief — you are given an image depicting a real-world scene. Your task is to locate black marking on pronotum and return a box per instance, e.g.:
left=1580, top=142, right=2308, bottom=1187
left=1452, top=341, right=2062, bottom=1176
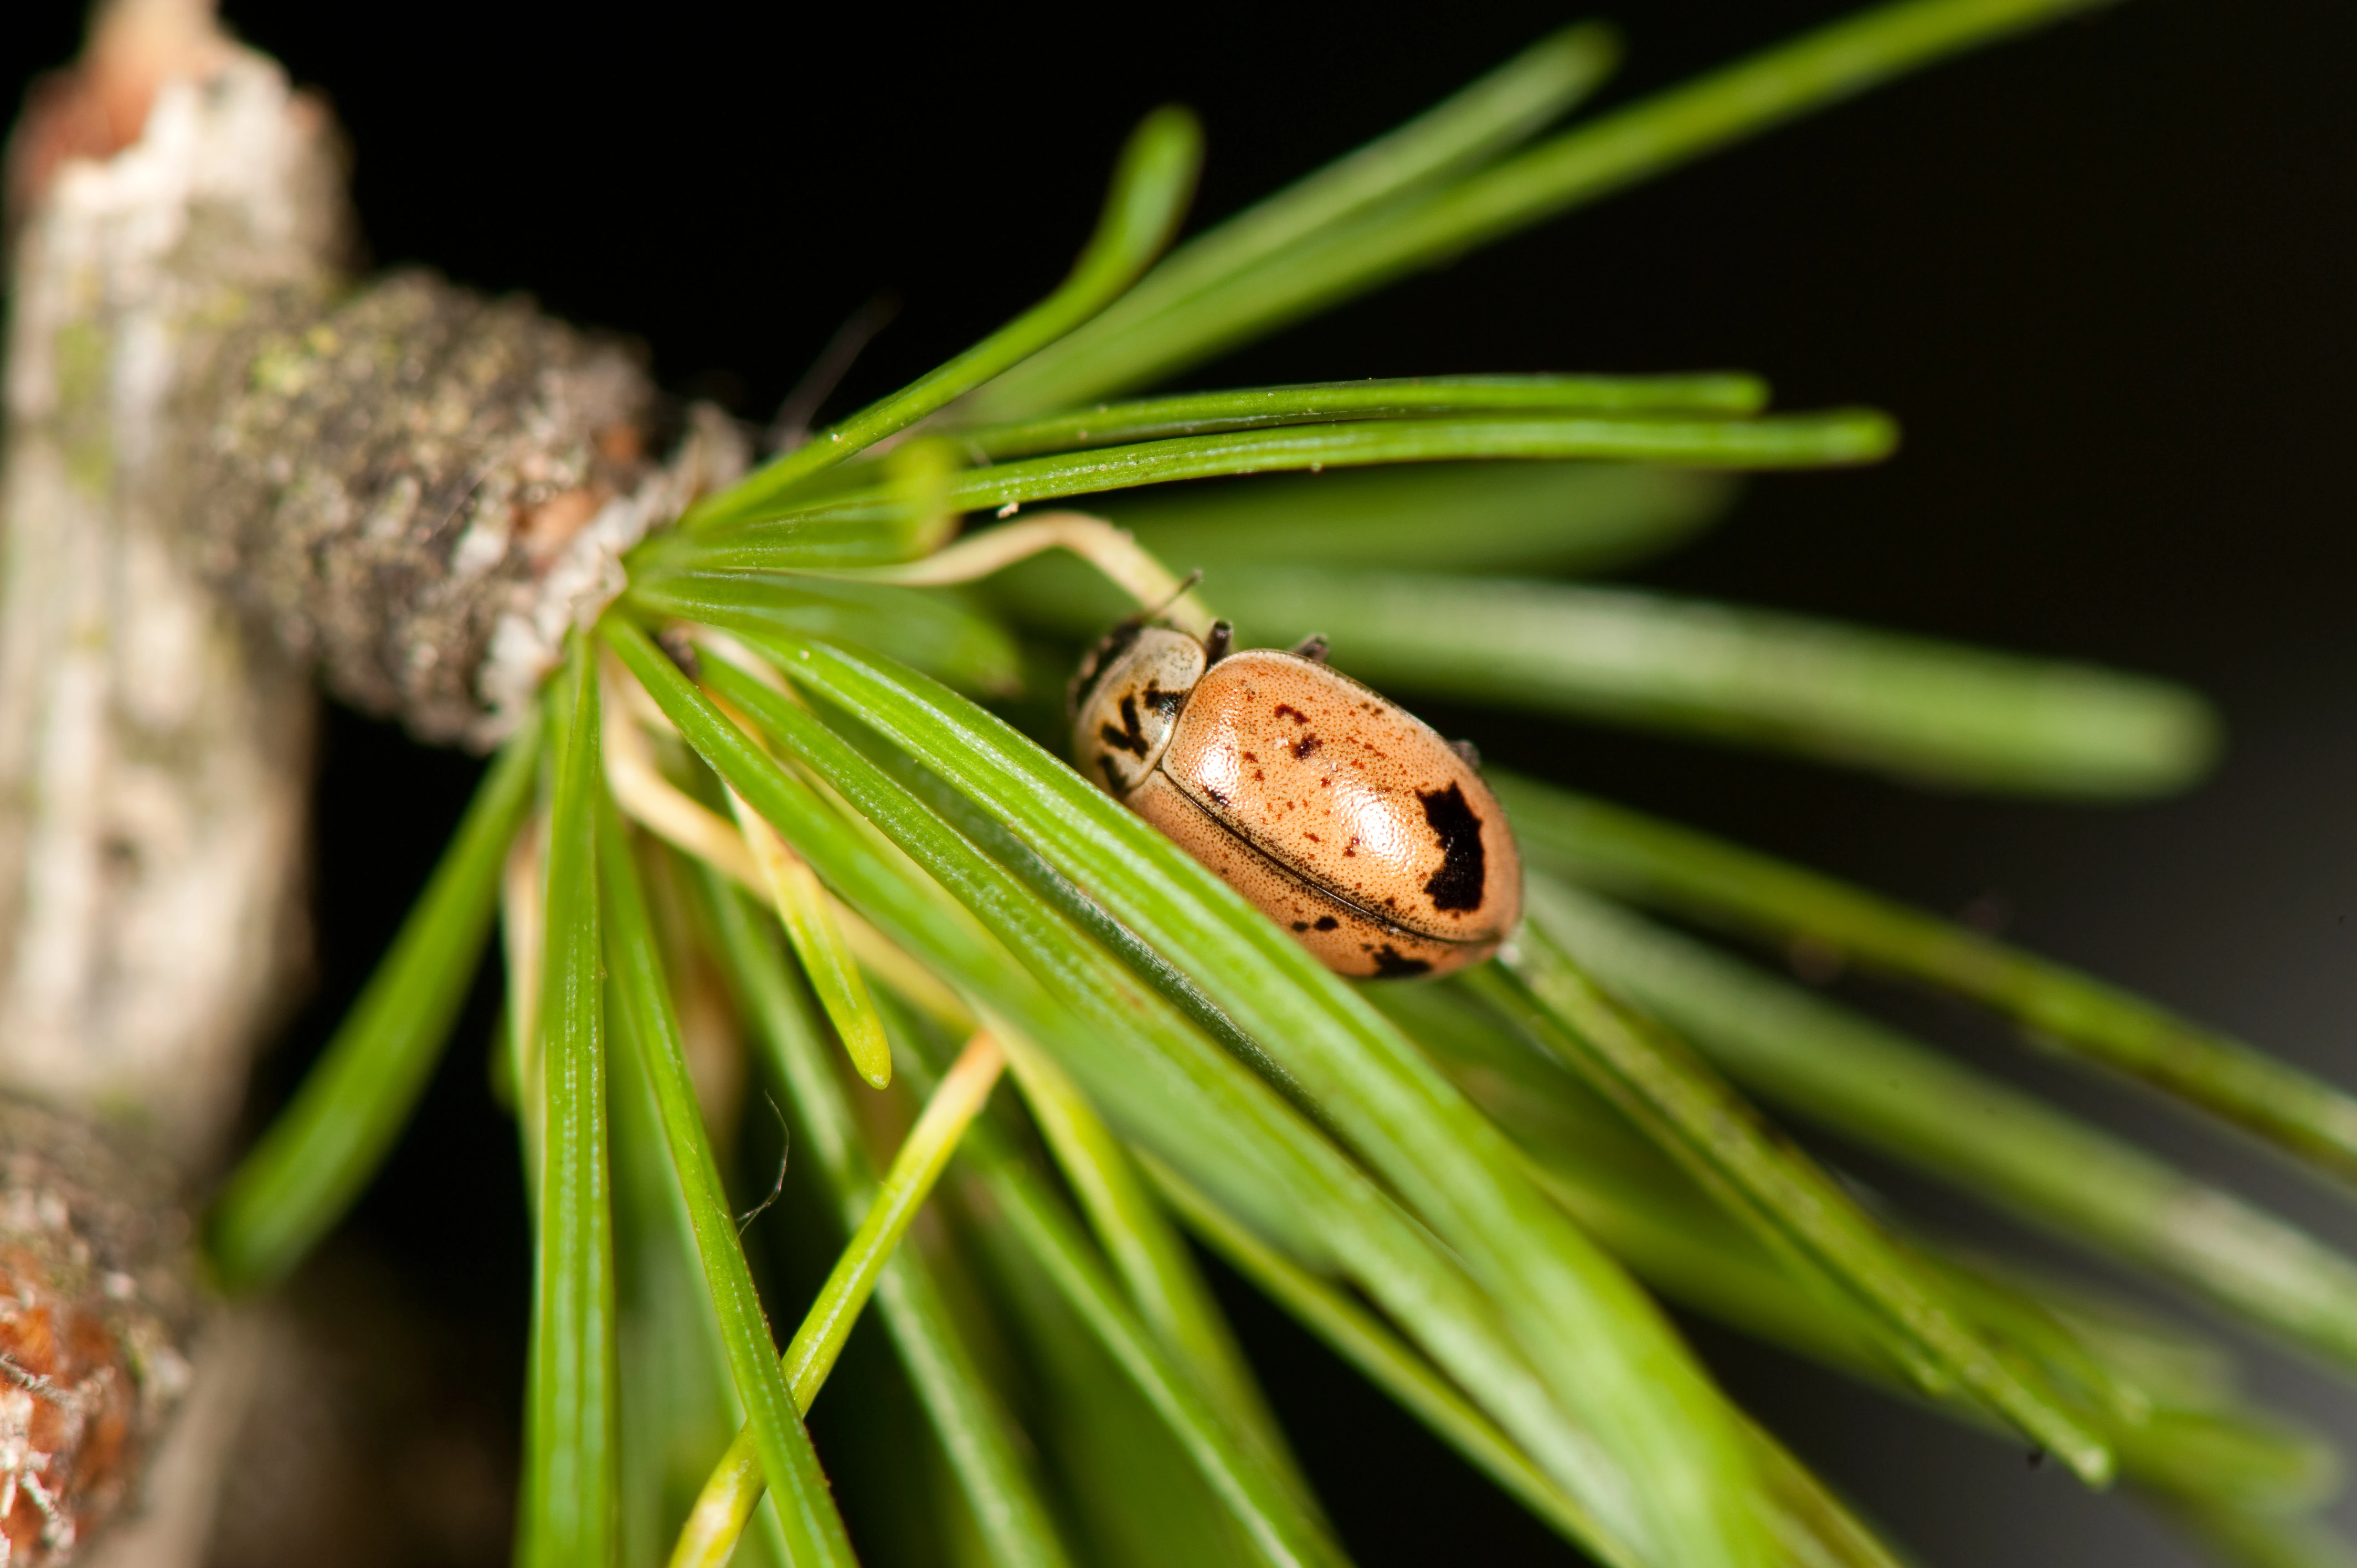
left=1099, top=694, right=1151, bottom=757
left=1068, top=618, right=1145, bottom=718
left=1418, top=783, right=1487, bottom=912
left=1144, top=681, right=1187, bottom=718
left=1371, top=945, right=1432, bottom=978
left=1098, top=755, right=1129, bottom=792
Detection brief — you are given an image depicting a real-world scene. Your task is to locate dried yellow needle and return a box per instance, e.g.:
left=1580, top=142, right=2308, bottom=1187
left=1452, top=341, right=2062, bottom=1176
left=670, top=1031, right=1007, bottom=1568
left=730, top=788, right=894, bottom=1089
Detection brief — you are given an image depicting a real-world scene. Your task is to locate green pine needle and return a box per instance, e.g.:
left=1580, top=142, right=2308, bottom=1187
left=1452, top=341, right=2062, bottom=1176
left=1495, top=775, right=2357, bottom=1182
left=602, top=797, right=857, bottom=1568
left=205, top=720, right=539, bottom=1295
left=699, top=867, right=1077, bottom=1568
left=972, top=0, right=2124, bottom=412
left=662, top=410, right=1895, bottom=544
left=1477, top=925, right=2115, bottom=1484
left=210, top=6, right=2357, bottom=1566
left=1199, top=574, right=2216, bottom=796
left=951, top=373, right=1772, bottom=461
left=685, top=106, right=1204, bottom=532
left=519, top=641, right=621, bottom=1568
left=1528, top=878, right=2357, bottom=1375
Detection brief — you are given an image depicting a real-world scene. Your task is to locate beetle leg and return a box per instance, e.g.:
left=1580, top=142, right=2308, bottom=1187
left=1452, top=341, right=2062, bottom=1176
left=1450, top=738, right=1482, bottom=769
left=657, top=626, right=703, bottom=678
left=1289, top=634, right=1330, bottom=664
left=1203, top=620, right=1235, bottom=664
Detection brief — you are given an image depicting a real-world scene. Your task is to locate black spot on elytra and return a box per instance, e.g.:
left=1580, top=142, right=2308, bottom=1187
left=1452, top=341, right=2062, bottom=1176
left=1371, top=945, right=1432, bottom=978
left=1291, top=734, right=1322, bottom=760
left=1099, top=693, right=1150, bottom=758
left=1291, top=921, right=1310, bottom=932
left=1313, top=916, right=1339, bottom=932
left=1417, top=783, right=1487, bottom=912
left=1274, top=703, right=1309, bottom=724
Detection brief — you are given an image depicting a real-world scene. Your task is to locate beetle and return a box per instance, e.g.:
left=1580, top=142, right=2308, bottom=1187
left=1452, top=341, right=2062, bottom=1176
left=1071, top=617, right=1521, bottom=978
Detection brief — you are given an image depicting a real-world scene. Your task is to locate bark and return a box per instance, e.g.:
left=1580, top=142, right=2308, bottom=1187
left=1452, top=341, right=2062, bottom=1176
left=0, top=10, right=337, bottom=1173
left=0, top=2, right=721, bottom=1557
left=0, top=0, right=721, bottom=1174
left=0, top=1100, right=194, bottom=1565
left=184, top=271, right=655, bottom=747
left=0, top=11, right=338, bottom=1559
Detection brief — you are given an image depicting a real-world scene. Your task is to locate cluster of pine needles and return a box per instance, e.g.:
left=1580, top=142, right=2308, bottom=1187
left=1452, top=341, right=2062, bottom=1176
left=198, top=2, right=2357, bottom=1564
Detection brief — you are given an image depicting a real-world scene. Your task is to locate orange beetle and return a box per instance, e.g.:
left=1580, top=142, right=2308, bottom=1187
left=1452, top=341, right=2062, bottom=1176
left=1072, top=619, right=1521, bottom=978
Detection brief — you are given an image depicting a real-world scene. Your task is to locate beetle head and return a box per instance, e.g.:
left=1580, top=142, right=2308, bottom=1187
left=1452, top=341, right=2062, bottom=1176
left=1069, top=623, right=1211, bottom=797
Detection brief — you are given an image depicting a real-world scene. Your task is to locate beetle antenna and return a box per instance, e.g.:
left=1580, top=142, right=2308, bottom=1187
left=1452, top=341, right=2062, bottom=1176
left=1141, top=569, right=1203, bottom=622
left=768, top=291, right=901, bottom=453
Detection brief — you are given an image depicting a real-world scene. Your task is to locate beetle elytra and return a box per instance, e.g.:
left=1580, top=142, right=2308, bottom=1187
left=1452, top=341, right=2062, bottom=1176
left=1073, top=619, right=1520, bottom=978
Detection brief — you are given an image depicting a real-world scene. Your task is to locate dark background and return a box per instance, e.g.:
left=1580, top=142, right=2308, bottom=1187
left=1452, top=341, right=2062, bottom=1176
left=12, top=2, right=2356, bottom=1563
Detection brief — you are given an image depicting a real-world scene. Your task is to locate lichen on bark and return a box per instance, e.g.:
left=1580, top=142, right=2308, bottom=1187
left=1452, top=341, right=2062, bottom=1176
left=185, top=270, right=658, bottom=745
